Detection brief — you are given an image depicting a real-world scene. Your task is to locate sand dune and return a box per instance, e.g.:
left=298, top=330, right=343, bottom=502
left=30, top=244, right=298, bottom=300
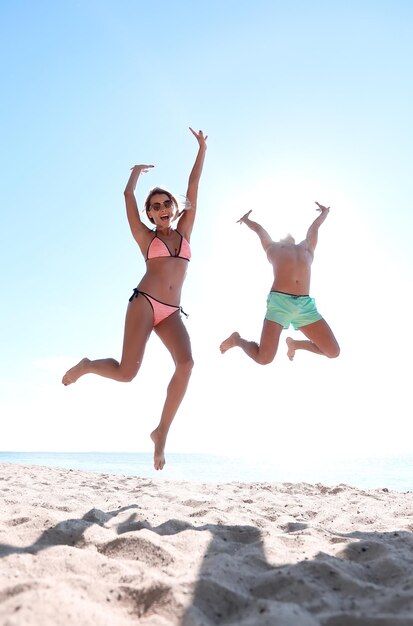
left=1, top=463, right=412, bottom=625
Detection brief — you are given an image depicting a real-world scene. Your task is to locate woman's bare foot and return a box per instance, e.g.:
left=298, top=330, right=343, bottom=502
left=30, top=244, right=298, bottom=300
left=150, top=428, right=166, bottom=471
left=286, top=337, right=296, bottom=361
left=62, top=358, right=91, bottom=385
left=220, top=332, right=240, bottom=354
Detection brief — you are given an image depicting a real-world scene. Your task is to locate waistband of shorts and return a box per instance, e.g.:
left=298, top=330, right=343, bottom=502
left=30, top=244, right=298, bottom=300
left=270, top=290, right=310, bottom=298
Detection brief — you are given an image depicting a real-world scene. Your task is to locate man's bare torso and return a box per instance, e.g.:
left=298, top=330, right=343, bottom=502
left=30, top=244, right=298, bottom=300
left=266, top=240, right=314, bottom=295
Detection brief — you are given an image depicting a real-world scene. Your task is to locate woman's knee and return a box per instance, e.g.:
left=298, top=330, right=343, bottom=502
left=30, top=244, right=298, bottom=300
left=118, top=363, right=141, bottom=382
left=118, top=371, right=137, bottom=383
left=176, top=356, right=194, bottom=378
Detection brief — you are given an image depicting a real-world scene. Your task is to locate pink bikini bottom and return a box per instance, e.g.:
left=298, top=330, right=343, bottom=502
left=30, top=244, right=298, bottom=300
left=129, top=288, right=188, bottom=327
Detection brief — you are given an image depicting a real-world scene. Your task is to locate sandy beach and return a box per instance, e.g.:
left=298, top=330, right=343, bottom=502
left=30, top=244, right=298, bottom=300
left=1, top=463, right=413, bottom=625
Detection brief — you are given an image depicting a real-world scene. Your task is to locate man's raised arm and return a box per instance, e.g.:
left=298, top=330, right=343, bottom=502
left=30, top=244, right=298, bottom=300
left=305, top=201, right=330, bottom=251
left=237, top=210, right=273, bottom=251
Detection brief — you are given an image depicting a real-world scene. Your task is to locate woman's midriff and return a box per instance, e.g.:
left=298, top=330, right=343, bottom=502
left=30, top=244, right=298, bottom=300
left=136, top=259, right=188, bottom=304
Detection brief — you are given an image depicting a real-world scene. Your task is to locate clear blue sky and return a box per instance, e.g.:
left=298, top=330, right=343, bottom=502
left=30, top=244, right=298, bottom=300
left=1, top=1, right=412, bottom=467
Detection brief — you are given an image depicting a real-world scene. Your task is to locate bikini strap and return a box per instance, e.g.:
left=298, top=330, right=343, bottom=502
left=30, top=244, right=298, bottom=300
left=129, top=288, right=188, bottom=318
left=129, top=288, right=140, bottom=302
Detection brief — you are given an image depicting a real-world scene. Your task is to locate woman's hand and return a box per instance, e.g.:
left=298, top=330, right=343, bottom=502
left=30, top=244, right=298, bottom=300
left=130, top=164, right=155, bottom=173
left=189, top=128, right=208, bottom=149
left=124, top=164, right=154, bottom=196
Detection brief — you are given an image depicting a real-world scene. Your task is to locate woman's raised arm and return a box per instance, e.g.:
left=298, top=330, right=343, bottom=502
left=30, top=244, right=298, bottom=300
left=124, top=164, right=154, bottom=243
left=177, top=128, right=207, bottom=239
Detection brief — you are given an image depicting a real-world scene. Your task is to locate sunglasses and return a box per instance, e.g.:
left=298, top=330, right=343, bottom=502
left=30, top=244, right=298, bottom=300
left=149, top=200, right=173, bottom=211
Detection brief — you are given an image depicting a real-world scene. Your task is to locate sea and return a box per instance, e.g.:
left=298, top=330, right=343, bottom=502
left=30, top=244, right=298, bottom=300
left=0, top=451, right=412, bottom=492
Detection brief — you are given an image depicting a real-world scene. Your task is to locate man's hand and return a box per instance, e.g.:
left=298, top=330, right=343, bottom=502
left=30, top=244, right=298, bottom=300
left=237, top=210, right=253, bottom=224
left=315, top=201, right=330, bottom=213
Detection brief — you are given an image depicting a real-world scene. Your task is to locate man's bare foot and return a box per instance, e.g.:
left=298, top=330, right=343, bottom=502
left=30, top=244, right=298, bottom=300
left=220, top=332, right=240, bottom=354
left=286, top=337, right=296, bottom=361
left=62, top=358, right=91, bottom=385
left=150, top=428, right=166, bottom=471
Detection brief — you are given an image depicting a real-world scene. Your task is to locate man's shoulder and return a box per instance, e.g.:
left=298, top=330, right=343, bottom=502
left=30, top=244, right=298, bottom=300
left=299, top=239, right=315, bottom=259
left=266, top=240, right=281, bottom=252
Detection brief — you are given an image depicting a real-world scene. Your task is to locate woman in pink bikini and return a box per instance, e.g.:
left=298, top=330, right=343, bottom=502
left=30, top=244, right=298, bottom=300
left=62, top=128, right=207, bottom=470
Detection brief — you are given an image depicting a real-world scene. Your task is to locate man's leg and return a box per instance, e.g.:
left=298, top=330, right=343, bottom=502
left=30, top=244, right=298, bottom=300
left=286, top=319, right=340, bottom=361
left=220, top=319, right=283, bottom=365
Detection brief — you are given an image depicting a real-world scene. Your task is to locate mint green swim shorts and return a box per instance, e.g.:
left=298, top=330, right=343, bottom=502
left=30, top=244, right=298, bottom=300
left=265, top=291, right=323, bottom=330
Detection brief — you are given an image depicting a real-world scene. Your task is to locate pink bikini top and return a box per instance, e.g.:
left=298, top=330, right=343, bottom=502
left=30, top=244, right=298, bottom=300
left=146, top=230, right=191, bottom=262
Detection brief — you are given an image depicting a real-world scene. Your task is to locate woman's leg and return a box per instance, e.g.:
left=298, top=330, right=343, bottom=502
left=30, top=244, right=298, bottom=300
left=150, top=312, right=194, bottom=470
left=220, top=319, right=283, bottom=365
left=286, top=319, right=340, bottom=361
left=62, top=296, right=154, bottom=385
